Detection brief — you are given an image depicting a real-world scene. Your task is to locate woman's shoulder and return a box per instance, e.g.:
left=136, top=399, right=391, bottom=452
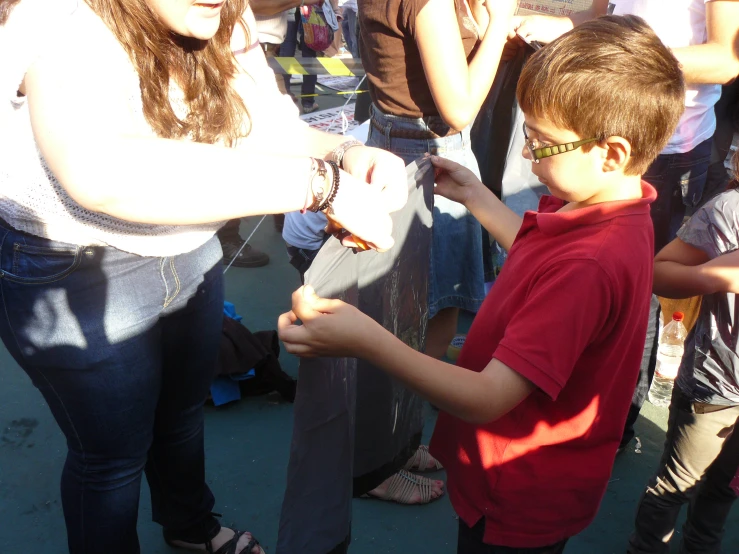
left=28, top=0, right=137, bottom=88
left=1, top=0, right=79, bottom=104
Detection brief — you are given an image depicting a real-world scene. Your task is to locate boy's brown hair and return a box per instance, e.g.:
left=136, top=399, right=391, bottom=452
left=517, top=15, right=685, bottom=175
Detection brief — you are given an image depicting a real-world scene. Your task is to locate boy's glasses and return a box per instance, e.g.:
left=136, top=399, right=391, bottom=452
left=522, top=123, right=600, bottom=164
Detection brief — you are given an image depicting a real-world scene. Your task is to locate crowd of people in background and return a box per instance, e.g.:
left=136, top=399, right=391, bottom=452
left=1, top=0, right=739, bottom=553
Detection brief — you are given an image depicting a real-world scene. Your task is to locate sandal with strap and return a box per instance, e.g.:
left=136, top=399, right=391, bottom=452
left=362, top=469, right=444, bottom=505
left=164, top=528, right=264, bottom=554
left=403, top=445, right=444, bottom=472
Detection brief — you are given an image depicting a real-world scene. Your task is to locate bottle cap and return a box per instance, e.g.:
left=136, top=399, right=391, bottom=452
left=672, top=312, right=684, bottom=322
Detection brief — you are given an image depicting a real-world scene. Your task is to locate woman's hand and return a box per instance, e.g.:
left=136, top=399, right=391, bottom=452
left=430, top=155, right=484, bottom=207
left=508, top=14, right=573, bottom=45
left=341, top=145, right=408, bottom=213
left=485, top=0, right=518, bottom=23
left=278, top=286, right=379, bottom=358
left=325, top=167, right=396, bottom=252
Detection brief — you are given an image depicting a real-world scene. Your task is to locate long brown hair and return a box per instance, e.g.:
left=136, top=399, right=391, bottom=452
left=0, top=0, right=22, bottom=24
left=87, top=0, right=250, bottom=145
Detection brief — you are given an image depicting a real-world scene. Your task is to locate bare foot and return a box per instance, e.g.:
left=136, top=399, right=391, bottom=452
left=366, top=470, right=444, bottom=504
left=169, top=527, right=264, bottom=554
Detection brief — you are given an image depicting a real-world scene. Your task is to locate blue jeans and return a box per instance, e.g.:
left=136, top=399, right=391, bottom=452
left=365, top=104, right=486, bottom=317
left=645, top=138, right=712, bottom=254
left=0, top=223, right=224, bottom=554
left=621, top=294, right=661, bottom=448
left=341, top=8, right=359, bottom=58
left=285, top=243, right=323, bottom=283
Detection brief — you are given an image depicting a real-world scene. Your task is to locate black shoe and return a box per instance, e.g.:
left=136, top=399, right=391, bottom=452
left=301, top=102, right=320, bottom=114
left=221, top=240, right=270, bottom=268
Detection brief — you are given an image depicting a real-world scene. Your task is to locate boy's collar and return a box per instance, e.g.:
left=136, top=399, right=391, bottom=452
left=534, top=182, right=657, bottom=236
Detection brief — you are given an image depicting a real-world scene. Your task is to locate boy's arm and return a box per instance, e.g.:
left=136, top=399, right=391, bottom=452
left=280, top=262, right=610, bottom=420
left=654, top=239, right=739, bottom=298
left=466, top=183, right=524, bottom=252
left=367, top=324, right=536, bottom=424
left=278, top=287, right=535, bottom=424
left=670, top=1, right=739, bottom=85
left=431, top=155, right=523, bottom=251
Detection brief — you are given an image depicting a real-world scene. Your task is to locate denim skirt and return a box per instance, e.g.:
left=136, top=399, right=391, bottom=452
left=365, top=104, right=485, bottom=318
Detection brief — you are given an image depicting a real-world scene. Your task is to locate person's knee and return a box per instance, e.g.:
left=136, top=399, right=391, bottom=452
left=66, top=448, right=148, bottom=492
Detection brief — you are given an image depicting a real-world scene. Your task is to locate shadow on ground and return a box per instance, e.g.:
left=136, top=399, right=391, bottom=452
left=1, top=216, right=737, bottom=553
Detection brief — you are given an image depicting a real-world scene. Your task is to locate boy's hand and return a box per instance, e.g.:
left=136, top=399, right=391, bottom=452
left=430, top=155, right=484, bottom=207
left=278, top=286, right=378, bottom=358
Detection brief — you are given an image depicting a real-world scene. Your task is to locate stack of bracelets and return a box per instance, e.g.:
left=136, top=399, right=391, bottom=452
left=303, top=158, right=340, bottom=214
left=302, top=139, right=363, bottom=215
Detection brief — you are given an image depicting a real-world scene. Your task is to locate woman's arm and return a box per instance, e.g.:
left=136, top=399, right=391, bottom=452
left=670, top=0, right=739, bottom=85
left=415, top=0, right=516, bottom=131
left=22, top=11, right=398, bottom=249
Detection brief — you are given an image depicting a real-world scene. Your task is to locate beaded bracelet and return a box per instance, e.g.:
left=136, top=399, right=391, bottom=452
left=317, top=160, right=340, bottom=214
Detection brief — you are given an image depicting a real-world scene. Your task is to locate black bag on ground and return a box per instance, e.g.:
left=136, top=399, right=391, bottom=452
left=216, top=316, right=296, bottom=402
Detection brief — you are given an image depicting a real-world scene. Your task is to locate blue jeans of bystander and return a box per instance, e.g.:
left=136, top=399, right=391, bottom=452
left=0, top=222, right=225, bottom=554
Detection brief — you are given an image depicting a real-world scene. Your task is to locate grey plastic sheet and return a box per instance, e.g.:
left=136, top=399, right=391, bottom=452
left=276, top=158, right=434, bottom=554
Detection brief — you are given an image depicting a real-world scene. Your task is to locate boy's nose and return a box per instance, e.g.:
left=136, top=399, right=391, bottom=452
left=522, top=144, right=532, bottom=161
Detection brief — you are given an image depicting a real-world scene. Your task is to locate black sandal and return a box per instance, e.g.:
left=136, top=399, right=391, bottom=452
left=164, top=526, right=263, bottom=554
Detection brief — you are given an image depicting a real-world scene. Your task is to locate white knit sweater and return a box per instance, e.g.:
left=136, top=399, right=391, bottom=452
left=1, top=0, right=298, bottom=257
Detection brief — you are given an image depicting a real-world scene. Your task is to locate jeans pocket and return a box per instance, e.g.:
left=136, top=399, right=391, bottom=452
left=680, top=169, right=709, bottom=208
left=3, top=242, right=85, bottom=285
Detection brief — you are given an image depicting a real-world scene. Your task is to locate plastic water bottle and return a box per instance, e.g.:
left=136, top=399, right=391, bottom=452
left=648, top=311, right=688, bottom=408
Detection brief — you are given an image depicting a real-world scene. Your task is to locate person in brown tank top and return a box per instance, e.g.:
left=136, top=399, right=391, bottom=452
left=356, top=0, right=516, bottom=506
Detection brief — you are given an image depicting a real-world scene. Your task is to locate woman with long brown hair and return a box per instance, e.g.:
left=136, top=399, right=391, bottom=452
left=0, top=0, right=407, bottom=552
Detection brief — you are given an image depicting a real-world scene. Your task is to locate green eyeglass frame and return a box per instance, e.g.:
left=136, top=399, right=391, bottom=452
left=522, top=123, right=599, bottom=163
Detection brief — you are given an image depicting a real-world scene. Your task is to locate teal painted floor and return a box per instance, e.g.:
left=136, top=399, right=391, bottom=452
left=2, top=216, right=738, bottom=553
left=2, top=76, right=739, bottom=551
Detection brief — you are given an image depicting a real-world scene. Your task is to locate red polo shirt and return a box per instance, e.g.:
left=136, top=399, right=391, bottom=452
left=430, top=183, right=656, bottom=547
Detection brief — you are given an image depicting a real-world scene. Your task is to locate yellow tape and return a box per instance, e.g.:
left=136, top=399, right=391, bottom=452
left=316, top=57, right=355, bottom=77
left=276, top=57, right=309, bottom=76
left=268, top=57, right=364, bottom=77
left=296, top=90, right=369, bottom=98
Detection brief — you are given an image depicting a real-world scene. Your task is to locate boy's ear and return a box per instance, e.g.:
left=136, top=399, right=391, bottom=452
left=601, top=136, right=632, bottom=173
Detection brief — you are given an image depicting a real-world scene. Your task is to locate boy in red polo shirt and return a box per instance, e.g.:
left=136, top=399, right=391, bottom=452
left=278, top=15, right=686, bottom=553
